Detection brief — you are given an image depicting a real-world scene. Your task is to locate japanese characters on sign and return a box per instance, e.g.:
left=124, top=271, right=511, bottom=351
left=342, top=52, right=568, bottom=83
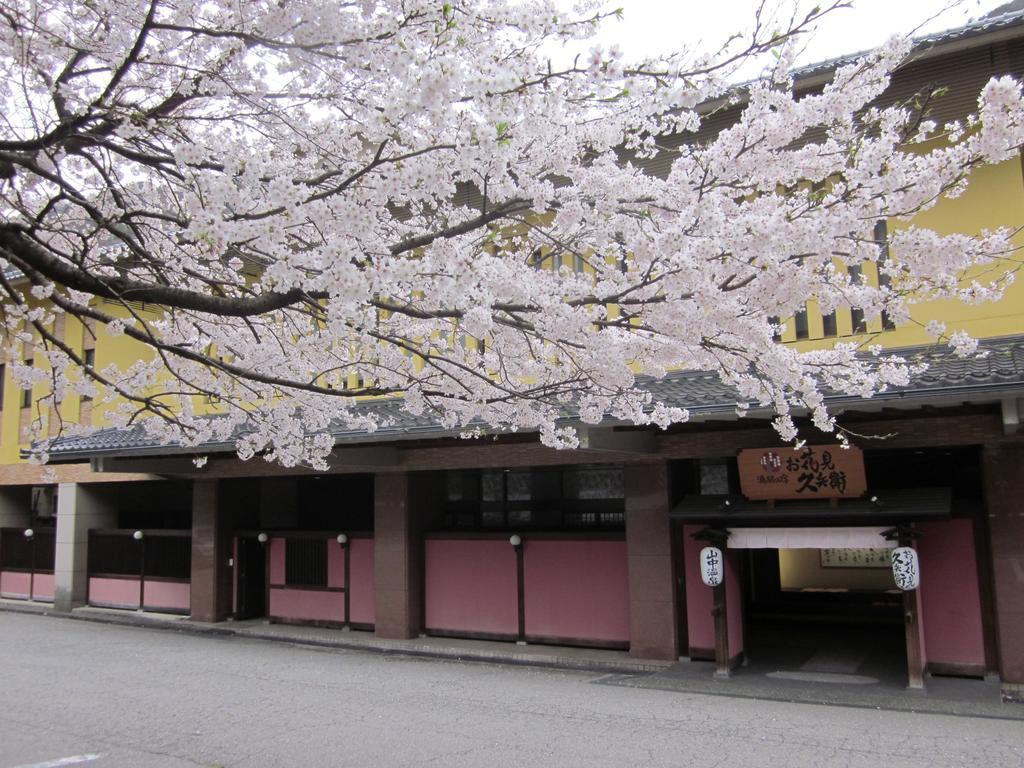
left=890, top=546, right=920, bottom=591
left=737, top=445, right=867, bottom=501
left=820, top=548, right=893, bottom=568
left=700, top=546, right=724, bottom=587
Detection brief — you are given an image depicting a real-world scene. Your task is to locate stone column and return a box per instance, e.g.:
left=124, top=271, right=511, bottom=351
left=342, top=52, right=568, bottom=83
left=625, top=462, right=680, bottom=660
left=374, top=472, right=420, bottom=638
left=190, top=479, right=231, bottom=622
left=982, top=445, right=1024, bottom=702
left=53, top=483, right=116, bottom=612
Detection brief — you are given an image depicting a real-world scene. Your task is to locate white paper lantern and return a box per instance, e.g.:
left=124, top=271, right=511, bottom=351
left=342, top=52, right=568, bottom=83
left=891, top=546, right=920, bottom=591
left=700, top=546, right=724, bottom=587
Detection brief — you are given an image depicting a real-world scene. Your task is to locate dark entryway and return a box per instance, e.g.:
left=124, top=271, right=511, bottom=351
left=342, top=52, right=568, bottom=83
left=235, top=536, right=266, bottom=620
left=743, top=548, right=907, bottom=685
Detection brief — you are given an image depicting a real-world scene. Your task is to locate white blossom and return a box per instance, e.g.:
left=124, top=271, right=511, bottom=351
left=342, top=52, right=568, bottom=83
left=0, top=1, right=1021, bottom=467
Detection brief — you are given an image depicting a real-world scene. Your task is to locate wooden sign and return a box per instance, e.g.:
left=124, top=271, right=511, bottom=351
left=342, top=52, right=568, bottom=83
left=820, top=548, right=891, bottom=568
left=737, top=445, right=866, bottom=501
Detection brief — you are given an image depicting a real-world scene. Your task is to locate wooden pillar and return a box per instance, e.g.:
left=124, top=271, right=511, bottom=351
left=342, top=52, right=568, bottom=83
left=982, top=445, right=1024, bottom=702
left=903, top=581, right=926, bottom=689
left=374, top=473, right=419, bottom=638
left=712, top=578, right=731, bottom=679
left=892, top=526, right=925, bottom=690
left=190, top=480, right=231, bottom=622
left=905, top=528, right=929, bottom=692
left=624, top=462, right=679, bottom=660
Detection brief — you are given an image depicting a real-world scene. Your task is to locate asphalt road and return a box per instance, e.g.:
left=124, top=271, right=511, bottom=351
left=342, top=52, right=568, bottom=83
left=1, top=612, right=1022, bottom=768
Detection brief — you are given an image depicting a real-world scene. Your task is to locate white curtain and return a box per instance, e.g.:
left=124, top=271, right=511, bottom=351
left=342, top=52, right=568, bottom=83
left=726, top=527, right=893, bottom=549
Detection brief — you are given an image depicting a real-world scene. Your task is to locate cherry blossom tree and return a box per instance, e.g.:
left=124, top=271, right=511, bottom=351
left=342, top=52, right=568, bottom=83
left=0, top=0, right=1022, bottom=467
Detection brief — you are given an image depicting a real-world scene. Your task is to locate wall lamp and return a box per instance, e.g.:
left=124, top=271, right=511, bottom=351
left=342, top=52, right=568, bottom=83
left=336, top=533, right=349, bottom=546
left=132, top=530, right=144, bottom=541
left=23, top=528, right=33, bottom=539
left=257, top=532, right=268, bottom=544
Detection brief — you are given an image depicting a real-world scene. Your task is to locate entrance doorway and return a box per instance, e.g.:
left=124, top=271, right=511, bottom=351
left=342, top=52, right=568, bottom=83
left=743, top=547, right=906, bottom=685
left=724, top=526, right=911, bottom=687
left=235, top=536, right=267, bottom=620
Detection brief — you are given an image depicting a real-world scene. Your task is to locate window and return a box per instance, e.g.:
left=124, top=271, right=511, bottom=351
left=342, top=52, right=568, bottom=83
left=20, top=359, right=32, bottom=409
left=848, top=265, right=867, bottom=333
left=81, top=349, right=95, bottom=401
left=821, top=311, right=837, bottom=337
left=443, top=466, right=625, bottom=530
left=0, top=363, right=5, bottom=408
left=552, top=252, right=586, bottom=273
left=285, top=538, right=327, bottom=587
left=564, top=467, right=624, bottom=499
left=793, top=308, right=809, bottom=340
left=850, top=308, right=867, bottom=333
left=875, top=220, right=896, bottom=331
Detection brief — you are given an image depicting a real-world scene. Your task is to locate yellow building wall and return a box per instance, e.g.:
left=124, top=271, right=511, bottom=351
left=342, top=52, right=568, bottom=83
left=785, top=155, right=1024, bottom=348
left=0, top=154, right=1021, bottom=465
left=0, top=301, right=165, bottom=464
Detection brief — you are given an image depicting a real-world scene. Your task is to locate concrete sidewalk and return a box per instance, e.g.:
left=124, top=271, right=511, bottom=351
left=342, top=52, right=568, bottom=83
left=3, top=598, right=1021, bottom=720
left=0, top=598, right=672, bottom=675
left=597, top=657, right=1022, bottom=720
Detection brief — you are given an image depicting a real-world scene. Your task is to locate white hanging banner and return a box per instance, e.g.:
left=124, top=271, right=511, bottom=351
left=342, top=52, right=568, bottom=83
left=700, top=546, right=724, bottom=587
left=726, top=526, right=893, bottom=549
left=890, top=547, right=920, bottom=591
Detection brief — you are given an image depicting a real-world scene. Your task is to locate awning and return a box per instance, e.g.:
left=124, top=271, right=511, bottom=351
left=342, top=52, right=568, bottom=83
left=670, top=487, right=951, bottom=525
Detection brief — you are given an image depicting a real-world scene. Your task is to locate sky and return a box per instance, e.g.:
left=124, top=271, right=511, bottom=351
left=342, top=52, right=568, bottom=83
left=552, top=0, right=1013, bottom=75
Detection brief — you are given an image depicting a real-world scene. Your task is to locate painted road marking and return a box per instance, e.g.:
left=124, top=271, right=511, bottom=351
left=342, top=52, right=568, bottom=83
left=11, top=755, right=102, bottom=768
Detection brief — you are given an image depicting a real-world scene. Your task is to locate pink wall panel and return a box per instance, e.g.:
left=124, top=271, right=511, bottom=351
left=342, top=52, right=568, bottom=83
left=0, top=570, right=31, bottom=599
left=522, top=540, right=629, bottom=644
left=269, top=538, right=285, bottom=584
left=917, top=519, right=986, bottom=670
left=328, top=540, right=346, bottom=589
left=144, top=580, right=191, bottom=612
left=31, top=573, right=54, bottom=601
left=683, top=525, right=714, bottom=654
left=348, top=538, right=375, bottom=625
left=89, top=576, right=141, bottom=608
left=269, top=587, right=345, bottom=622
left=425, top=539, right=518, bottom=635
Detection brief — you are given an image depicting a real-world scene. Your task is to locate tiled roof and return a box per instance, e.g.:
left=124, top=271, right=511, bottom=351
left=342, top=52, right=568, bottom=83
left=44, top=334, right=1024, bottom=460
left=788, top=8, right=1024, bottom=84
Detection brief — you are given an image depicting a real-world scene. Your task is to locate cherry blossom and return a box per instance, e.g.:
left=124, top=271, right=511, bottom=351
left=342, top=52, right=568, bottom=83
left=0, top=1, right=1022, bottom=467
